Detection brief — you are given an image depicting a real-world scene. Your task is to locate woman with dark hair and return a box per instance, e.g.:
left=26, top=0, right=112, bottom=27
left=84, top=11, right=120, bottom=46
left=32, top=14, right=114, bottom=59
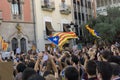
left=15, top=63, right=26, bottom=80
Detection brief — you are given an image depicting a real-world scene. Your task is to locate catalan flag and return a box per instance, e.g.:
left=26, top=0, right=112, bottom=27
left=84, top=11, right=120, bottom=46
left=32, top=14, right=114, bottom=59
left=48, top=32, right=78, bottom=47
left=2, top=40, right=8, bottom=51
left=85, top=25, right=100, bottom=38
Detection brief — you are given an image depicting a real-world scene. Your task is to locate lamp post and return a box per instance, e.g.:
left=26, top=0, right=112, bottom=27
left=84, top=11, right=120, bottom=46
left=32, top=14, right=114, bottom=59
left=70, top=22, right=75, bottom=32
left=70, top=22, right=76, bottom=46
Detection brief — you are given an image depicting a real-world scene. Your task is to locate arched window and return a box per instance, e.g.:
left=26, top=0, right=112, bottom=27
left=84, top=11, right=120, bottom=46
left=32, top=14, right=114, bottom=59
left=20, top=38, right=26, bottom=52
left=12, top=38, right=18, bottom=51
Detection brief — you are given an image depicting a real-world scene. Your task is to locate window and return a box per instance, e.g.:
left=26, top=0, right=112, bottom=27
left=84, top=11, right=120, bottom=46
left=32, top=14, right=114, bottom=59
left=101, top=0, right=105, bottom=6
left=12, top=38, right=18, bottom=52
left=11, top=0, right=21, bottom=15
left=74, top=12, right=77, bottom=19
left=20, top=38, right=27, bottom=52
left=118, top=0, right=120, bottom=3
left=44, top=0, right=50, bottom=7
left=97, top=0, right=101, bottom=7
left=78, top=12, right=81, bottom=21
left=85, top=0, right=87, bottom=8
left=61, top=0, right=66, bottom=9
left=88, top=1, right=91, bottom=9
left=82, top=13, right=84, bottom=21
left=108, top=0, right=112, bottom=4
left=73, top=0, right=76, bottom=4
left=113, top=0, right=117, bottom=4
left=105, top=0, right=108, bottom=5
left=63, top=24, right=70, bottom=32
left=86, top=14, right=88, bottom=21
left=74, top=25, right=79, bottom=36
left=77, top=0, right=80, bottom=5
left=45, top=22, right=55, bottom=36
left=81, top=0, right=84, bottom=6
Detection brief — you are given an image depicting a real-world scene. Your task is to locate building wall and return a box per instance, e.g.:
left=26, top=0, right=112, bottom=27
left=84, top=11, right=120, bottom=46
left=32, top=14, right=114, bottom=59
left=72, top=0, right=95, bottom=39
left=0, top=0, right=35, bottom=52
left=72, top=0, right=94, bottom=25
left=96, top=0, right=120, bottom=15
left=0, top=0, right=11, bottom=21
left=34, top=0, right=73, bottom=51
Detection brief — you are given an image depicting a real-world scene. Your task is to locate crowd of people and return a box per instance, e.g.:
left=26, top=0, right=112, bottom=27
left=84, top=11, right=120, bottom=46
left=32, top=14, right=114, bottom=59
left=0, top=42, right=120, bottom=80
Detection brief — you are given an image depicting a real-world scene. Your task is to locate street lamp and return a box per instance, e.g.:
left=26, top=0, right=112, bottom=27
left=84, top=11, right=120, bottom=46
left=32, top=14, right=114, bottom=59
left=70, top=22, right=75, bottom=32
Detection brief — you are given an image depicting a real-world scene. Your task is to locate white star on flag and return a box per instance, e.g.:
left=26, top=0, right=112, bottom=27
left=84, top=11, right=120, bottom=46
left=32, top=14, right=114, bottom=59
left=48, top=36, right=59, bottom=46
left=53, top=37, right=58, bottom=41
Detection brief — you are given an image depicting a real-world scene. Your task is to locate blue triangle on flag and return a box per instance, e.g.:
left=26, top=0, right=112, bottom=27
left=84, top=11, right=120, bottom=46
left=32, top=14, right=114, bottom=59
left=94, top=30, right=99, bottom=36
left=48, top=36, right=59, bottom=46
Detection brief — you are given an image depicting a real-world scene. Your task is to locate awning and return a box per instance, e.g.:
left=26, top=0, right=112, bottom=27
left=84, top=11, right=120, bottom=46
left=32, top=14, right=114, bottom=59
left=46, top=22, right=55, bottom=32
left=63, top=24, right=69, bottom=32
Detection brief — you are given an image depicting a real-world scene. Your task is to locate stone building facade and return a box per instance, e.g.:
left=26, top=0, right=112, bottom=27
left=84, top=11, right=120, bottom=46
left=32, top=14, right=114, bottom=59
left=96, top=0, right=120, bottom=15
left=0, top=0, right=35, bottom=52
left=34, top=0, right=73, bottom=51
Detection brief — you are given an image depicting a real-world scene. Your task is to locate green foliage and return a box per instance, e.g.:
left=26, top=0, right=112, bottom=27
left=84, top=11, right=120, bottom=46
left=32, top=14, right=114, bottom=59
left=95, top=23, right=116, bottom=42
left=83, top=7, right=120, bottom=43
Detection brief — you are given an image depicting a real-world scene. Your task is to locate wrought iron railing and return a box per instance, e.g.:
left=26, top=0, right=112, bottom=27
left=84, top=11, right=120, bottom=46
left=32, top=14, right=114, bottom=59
left=41, top=0, right=55, bottom=11
left=60, top=4, right=71, bottom=15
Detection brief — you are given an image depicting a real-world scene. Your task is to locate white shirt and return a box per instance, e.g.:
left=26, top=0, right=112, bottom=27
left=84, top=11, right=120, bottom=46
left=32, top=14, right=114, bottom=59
left=16, top=48, right=21, bottom=54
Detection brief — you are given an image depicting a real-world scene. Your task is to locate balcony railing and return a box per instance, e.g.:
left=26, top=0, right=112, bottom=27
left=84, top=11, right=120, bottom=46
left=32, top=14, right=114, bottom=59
left=41, top=0, right=55, bottom=12
left=0, top=11, right=3, bottom=20
left=60, top=4, right=71, bottom=15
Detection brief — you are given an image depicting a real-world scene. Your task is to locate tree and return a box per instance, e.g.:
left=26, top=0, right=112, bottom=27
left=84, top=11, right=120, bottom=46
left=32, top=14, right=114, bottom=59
left=84, top=7, right=120, bottom=44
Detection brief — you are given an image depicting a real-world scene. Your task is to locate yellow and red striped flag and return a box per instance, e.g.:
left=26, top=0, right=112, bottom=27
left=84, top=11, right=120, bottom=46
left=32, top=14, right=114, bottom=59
left=85, top=25, right=101, bottom=38
left=53, top=32, right=78, bottom=47
left=2, top=40, right=8, bottom=51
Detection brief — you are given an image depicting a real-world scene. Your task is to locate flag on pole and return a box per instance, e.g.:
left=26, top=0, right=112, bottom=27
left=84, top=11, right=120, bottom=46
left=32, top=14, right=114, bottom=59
left=85, top=25, right=101, bottom=38
left=48, top=32, right=78, bottom=47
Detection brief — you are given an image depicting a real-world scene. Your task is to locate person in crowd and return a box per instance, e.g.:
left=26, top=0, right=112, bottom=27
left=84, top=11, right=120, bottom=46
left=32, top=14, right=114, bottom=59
left=99, top=50, right=112, bottom=62
left=85, top=60, right=98, bottom=80
left=96, top=61, right=113, bottom=80
left=22, top=68, right=37, bottom=80
left=1, top=42, right=120, bottom=80
left=111, top=63, right=120, bottom=80
left=27, top=62, right=35, bottom=69
left=16, top=47, right=21, bottom=55
left=64, top=66, right=79, bottom=80
left=45, top=74, right=56, bottom=80
left=71, top=54, right=79, bottom=70
left=28, top=74, right=45, bottom=80
left=15, top=63, right=26, bottom=80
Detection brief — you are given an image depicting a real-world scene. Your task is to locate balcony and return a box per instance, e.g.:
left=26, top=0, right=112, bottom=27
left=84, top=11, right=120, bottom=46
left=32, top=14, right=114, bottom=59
left=60, top=4, right=71, bottom=15
left=0, top=11, right=3, bottom=24
left=41, top=0, right=55, bottom=12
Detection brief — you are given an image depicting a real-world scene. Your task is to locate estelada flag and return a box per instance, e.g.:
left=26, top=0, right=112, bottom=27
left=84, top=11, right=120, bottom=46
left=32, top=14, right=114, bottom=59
left=2, top=40, right=8, bottom=51
left=48, top=32, right=78, bottom=47
left=85, top=25, right=101, bottom=38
